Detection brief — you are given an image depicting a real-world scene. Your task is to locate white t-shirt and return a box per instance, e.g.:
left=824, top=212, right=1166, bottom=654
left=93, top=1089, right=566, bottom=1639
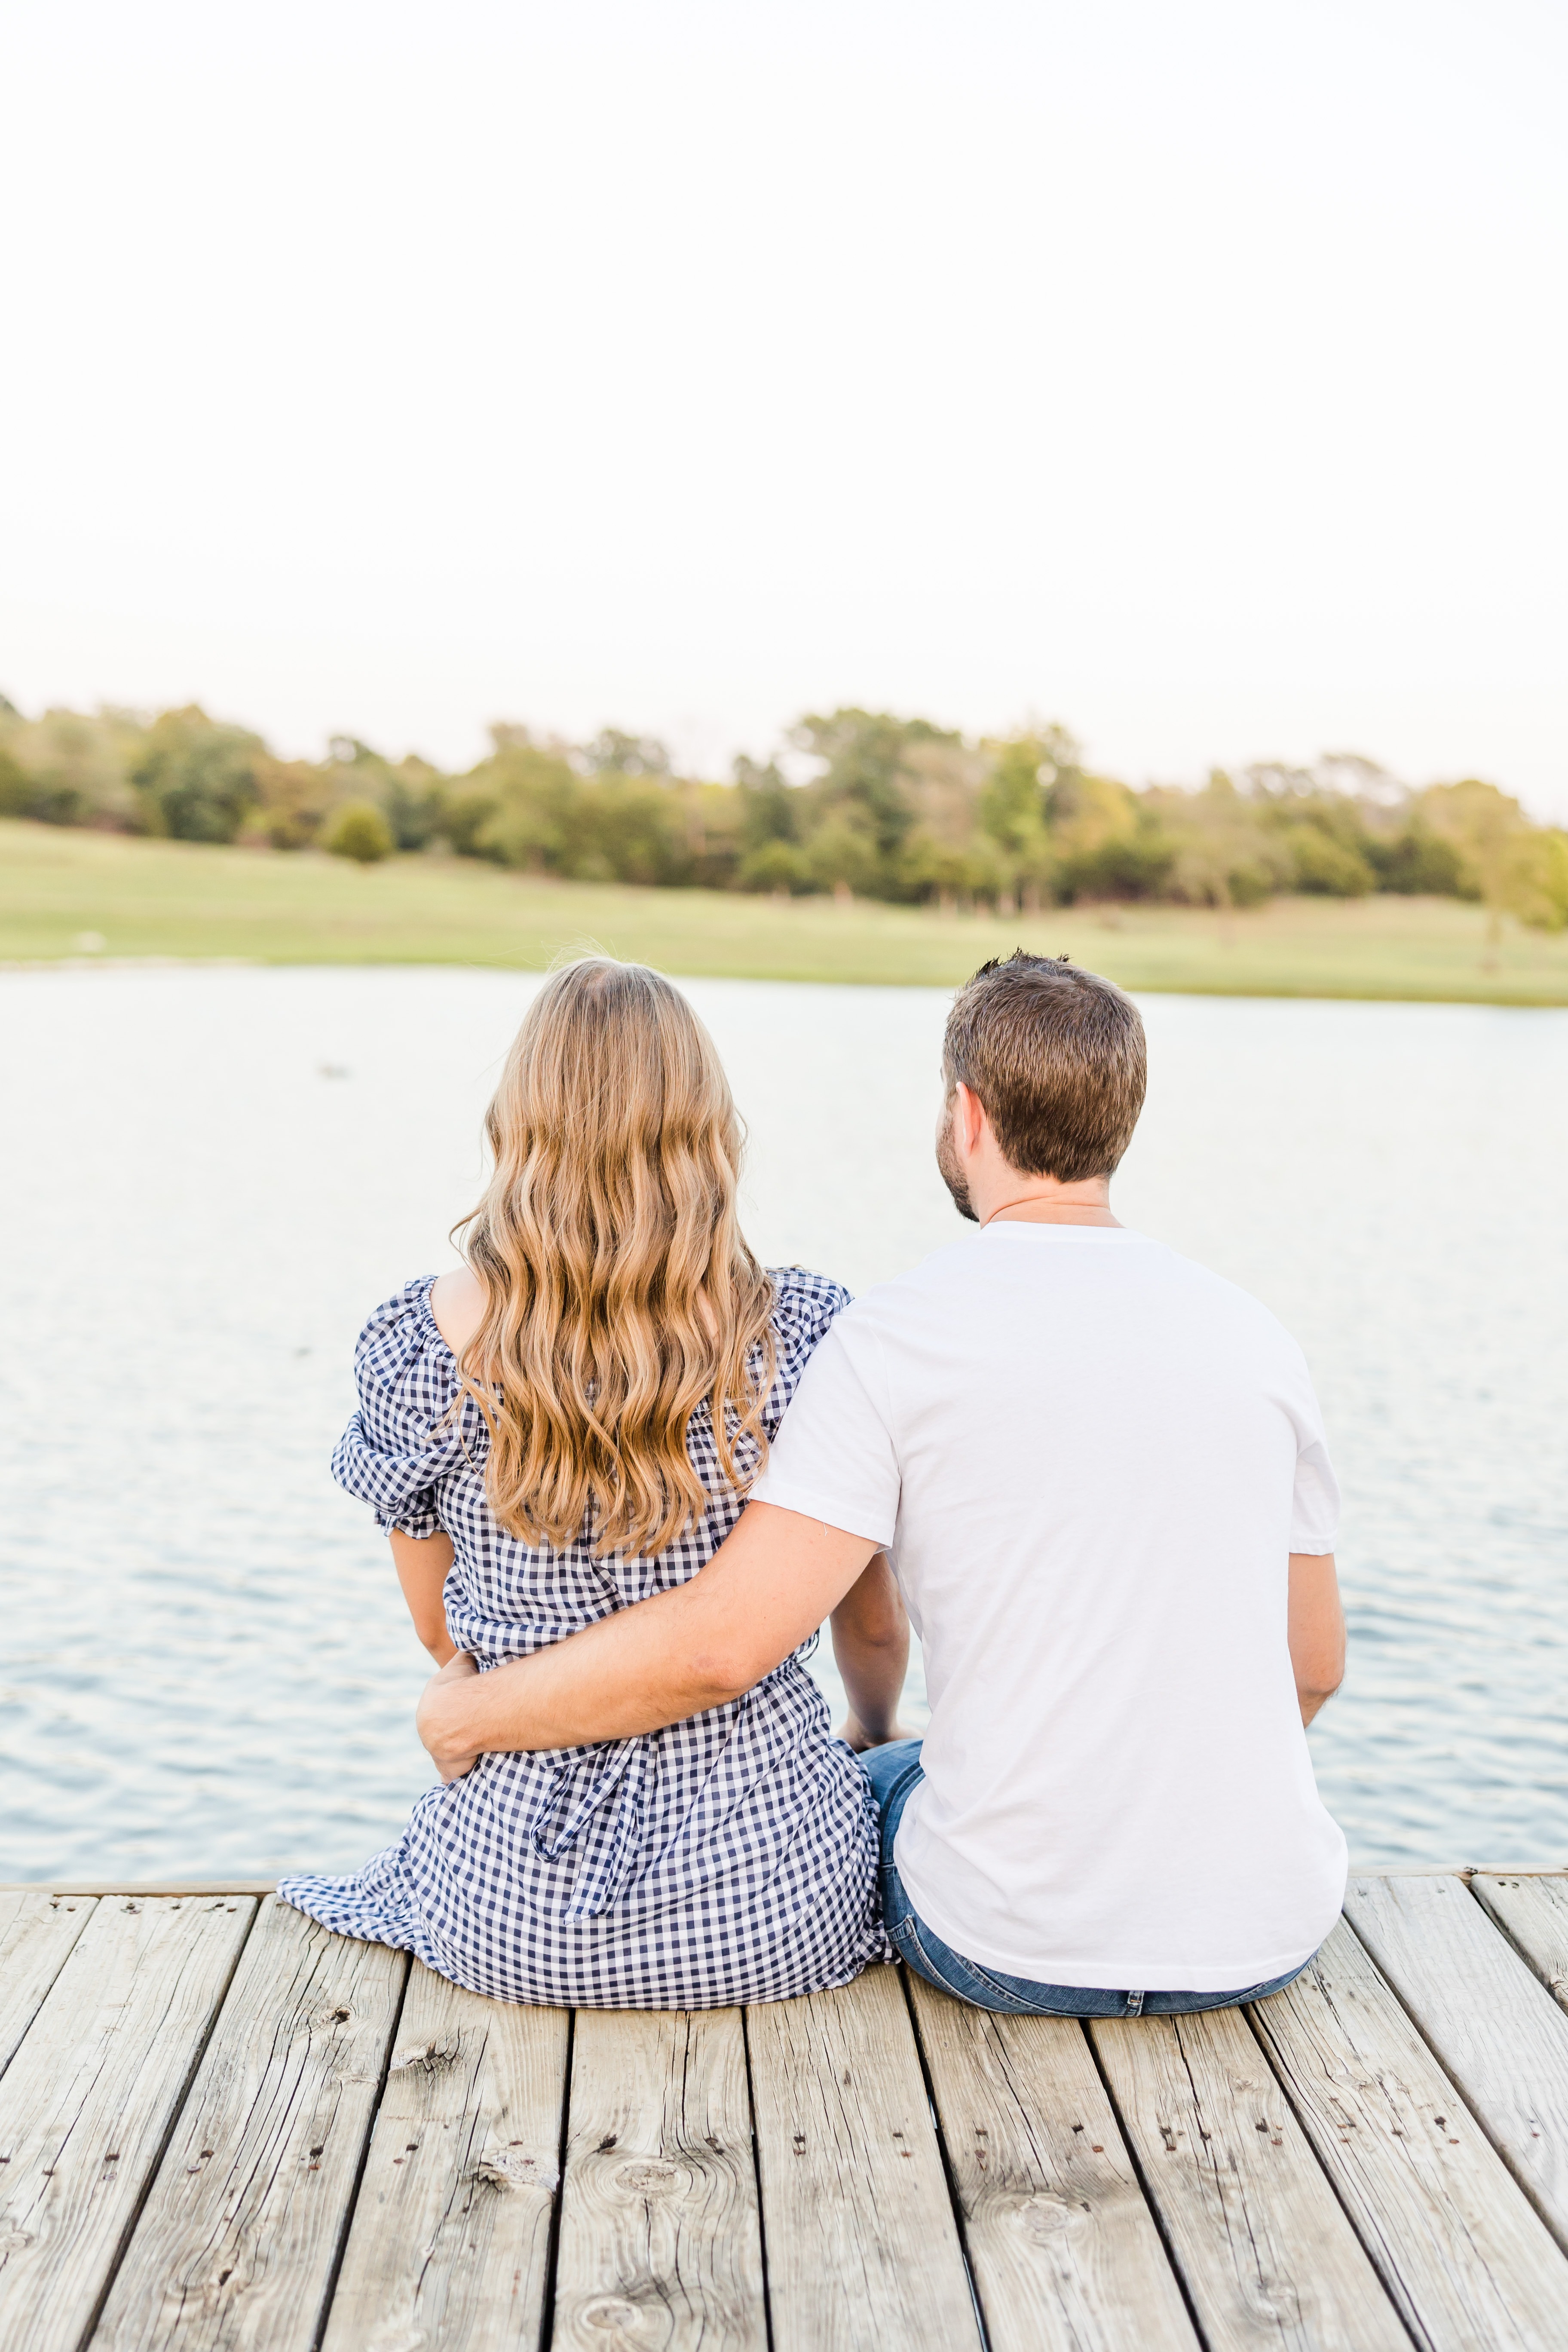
left=752, top=1222, right=1347, bottom=1991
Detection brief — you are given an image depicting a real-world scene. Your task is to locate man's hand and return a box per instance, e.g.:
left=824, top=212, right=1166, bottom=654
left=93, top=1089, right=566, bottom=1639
left=838, top=1711, right=917, bottom=1754
left=417, top=1650, right=480, bottom=1781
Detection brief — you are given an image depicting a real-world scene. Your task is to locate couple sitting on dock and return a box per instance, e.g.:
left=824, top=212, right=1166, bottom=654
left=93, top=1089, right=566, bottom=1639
left=280, top=949, right=1348, bottom=2017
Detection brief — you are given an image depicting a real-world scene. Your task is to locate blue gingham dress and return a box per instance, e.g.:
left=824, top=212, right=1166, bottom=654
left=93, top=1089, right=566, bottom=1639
left=278, top=1268, right=890, bottom=2008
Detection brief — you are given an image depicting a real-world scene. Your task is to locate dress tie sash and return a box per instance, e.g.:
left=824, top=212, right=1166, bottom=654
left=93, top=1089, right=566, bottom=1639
left=530, top=1738, right=650, bottom=1921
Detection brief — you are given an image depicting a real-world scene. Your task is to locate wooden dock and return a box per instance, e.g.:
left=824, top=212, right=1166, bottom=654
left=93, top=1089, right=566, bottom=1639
left=4, top=1869, right=1568, bottom=2350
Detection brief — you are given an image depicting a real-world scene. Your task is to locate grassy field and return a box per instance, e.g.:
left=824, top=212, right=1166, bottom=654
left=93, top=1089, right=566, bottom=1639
left=4, top=817, right=1568, bottom=1002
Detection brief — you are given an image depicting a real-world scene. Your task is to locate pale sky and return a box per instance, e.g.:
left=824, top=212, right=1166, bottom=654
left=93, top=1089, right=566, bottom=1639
left=4, top=0, right=1566, bottom=815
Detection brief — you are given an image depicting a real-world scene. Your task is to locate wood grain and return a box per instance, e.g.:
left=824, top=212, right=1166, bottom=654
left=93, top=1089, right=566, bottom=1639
left=1473, top=1874, right=1568, bottom=2013
left=91, top=1895, right=406, bottom=2352
left=322, top=1960, right=568, bottom=2352
left=747, top=1966, right=980, bottom=2352
left=1344, top=1871, right=1568, bottom=2250
left=0, top=1895, right=255, bottom=2352
left=907, top=1977, right=1195, bottom=2352
left=0, top=1890, right=97, bottom=2078
left=552, top=2008, right=764, bottom=2352
left=1250, top=1916, right=1568, bottom=2349
left=1092, top=2000, right=1406, bottom=2350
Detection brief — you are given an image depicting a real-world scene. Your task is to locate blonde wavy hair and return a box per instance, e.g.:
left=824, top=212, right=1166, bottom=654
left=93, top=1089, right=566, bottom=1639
left=453, top=958, right=777, bottom=1556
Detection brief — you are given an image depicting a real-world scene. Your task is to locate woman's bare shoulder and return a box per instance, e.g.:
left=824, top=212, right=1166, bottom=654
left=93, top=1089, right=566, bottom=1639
left=430, top=1264, right=487, bottom=1358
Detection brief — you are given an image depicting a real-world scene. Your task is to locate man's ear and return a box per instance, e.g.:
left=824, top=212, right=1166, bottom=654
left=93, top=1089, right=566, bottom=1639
left=955, top=1081, right=986, bottom=1154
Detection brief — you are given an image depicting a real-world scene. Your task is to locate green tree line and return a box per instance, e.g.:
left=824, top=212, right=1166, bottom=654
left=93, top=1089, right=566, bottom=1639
left=3, top=694, right=1565, bottom=931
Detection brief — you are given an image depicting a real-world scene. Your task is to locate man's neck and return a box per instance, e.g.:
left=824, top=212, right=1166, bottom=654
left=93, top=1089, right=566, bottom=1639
left=982, top=1180, right=1118, bottom=1228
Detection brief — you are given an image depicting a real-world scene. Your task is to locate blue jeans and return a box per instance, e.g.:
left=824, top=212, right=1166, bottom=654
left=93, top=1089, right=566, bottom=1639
left=858, top=1739, right=1311, bottom=2018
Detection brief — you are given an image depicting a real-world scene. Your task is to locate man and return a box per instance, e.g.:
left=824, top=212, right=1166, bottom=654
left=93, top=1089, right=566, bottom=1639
left=420, top=951, right=1347, bottom=2014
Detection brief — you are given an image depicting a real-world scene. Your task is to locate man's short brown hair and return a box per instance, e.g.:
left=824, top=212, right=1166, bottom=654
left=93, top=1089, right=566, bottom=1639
left=942, top=952, right=1146, bottom=1182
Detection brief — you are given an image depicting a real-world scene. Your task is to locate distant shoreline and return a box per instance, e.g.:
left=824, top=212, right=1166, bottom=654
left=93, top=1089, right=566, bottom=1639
left=5, top=819, right=1568, bottom=1005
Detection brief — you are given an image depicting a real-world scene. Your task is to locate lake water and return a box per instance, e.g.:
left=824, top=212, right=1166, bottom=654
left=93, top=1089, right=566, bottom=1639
left=2, top=965, right=1565, bottom=1883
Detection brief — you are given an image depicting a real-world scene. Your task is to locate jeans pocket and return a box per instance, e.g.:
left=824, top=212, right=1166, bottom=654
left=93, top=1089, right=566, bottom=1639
left=896, top=1915, right=977, bottom=2003
left=898, top=1917, right=1033, bottom=2012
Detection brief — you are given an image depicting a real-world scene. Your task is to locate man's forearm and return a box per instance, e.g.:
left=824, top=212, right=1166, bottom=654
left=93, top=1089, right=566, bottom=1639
left=831, top=1553, right=910, bottom=1743
left=416, top=1503, right=881, bottom=1771
left=1287, top=1552, right=1345, bottom=1730
left=417, top=1584, right=742, bottom=1768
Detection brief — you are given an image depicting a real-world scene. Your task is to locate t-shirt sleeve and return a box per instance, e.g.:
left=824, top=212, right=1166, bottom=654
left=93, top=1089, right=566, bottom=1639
left=749, top=1317, right=900, bottom=1546
left=1290, top=1438, right=1340, bottom=1553
left=1272, top=1329, right=1340, bottom=1553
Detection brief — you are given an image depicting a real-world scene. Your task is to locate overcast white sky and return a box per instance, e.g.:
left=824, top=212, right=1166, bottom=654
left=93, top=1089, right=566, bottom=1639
left=4, top=0, right=1566, bottom=813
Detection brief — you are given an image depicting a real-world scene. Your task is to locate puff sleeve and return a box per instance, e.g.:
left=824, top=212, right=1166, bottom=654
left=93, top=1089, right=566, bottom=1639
left=762, top=1266, right=853, bottom=1435
left=331, top=1280, right=479, bottom=1537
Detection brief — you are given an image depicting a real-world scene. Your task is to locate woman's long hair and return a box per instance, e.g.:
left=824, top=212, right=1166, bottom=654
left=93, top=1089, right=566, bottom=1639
left=454, top=958, right=777, bottom=1556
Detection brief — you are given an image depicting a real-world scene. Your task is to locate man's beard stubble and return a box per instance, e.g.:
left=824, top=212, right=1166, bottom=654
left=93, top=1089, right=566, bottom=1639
left=936, top=1103, right=980, bottom=1223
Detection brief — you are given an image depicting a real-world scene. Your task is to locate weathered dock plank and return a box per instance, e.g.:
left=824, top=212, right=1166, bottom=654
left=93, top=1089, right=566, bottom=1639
left=0, top=1896, right=255, bottom=2352
left=553, top=2009, right=764, bottom=2352
left=1092, top=2000, right=1406, bottom=2350
left=1473, top=1874, right=1568, bottom=2013
left=1251, top=1916, right=1568, bottom=2350
left=322, top=1961, right=567, bottom=2352
left=91, top=1896, right=406, bottom=2352
left=1344, top=1871, right=1568, bottom=2251
left=906, top=1978, right=1195, bottom=2352
left=747, top=1966, right=981, bottom=2352
left=0, top=1890, right=97, bottom=2078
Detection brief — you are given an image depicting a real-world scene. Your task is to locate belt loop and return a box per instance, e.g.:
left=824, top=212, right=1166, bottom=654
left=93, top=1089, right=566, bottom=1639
left=1125, top=1988, right=1145, bottom=2017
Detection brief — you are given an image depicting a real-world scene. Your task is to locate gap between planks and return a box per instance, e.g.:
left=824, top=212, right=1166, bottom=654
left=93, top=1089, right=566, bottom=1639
left=83, top=1897, right=407, bottom=2352
left=0, top=1895, right=260, bottom=2352
left=1251, top=1912, right=1568, bottom=2350
left=1343, top=1872, right=1568, bottom=2255
left=905, top=1971, right=1196, bottom=2352
left=1, top=1882, right=285, bottom=1898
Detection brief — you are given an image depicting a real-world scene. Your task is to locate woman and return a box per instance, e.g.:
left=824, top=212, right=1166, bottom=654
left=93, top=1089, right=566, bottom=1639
left=279, top=958, right=902, bottom=2008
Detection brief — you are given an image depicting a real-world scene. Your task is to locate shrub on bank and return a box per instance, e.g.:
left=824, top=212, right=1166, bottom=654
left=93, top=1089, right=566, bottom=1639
left=323, top=800, right=395, bottom=863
